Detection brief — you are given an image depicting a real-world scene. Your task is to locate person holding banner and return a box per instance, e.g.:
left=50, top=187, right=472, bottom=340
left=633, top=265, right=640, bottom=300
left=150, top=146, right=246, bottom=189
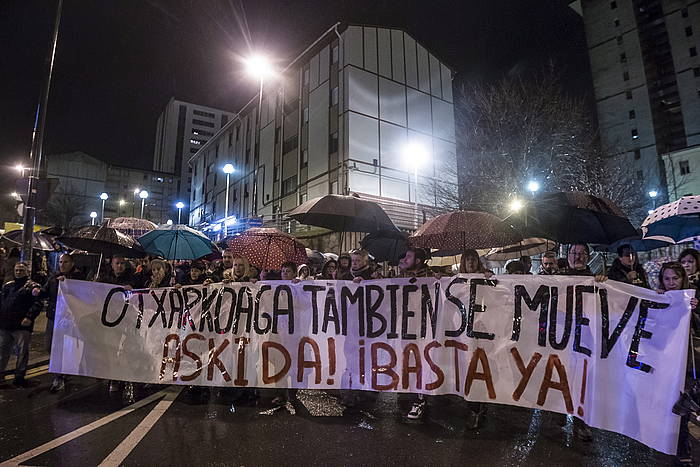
left=209, top=250, right=235, bottom=282
left=146, top=259, right=173, bottom=288
left=32, top=253, right=85, bottom=393
left=0, top=262, right=41, bottom=387
left=607, top=244, right=649, bottom=288
left=317, top=259, right=338, bottom=280
left=538, top=251, right=559, bottom=275
left=177, top=261, right=207, bottom=286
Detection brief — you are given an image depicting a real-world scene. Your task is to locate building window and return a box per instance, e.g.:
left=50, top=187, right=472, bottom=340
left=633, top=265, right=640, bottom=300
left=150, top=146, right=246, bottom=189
left=610, top=1, right=617, bottom=9
left=692, top=47, right=698, bottom=57
left=623, top=71, right=630, bottom=81
left=228, top=131, right=233, bottom=147
left=235, top=125, right=240, bottom=142
left=617, top=36, right=623, bottom=45
left=682, top=8, right=689, bottom=18
left=695, top=67, right=700, bottom=77
left=631, top=128, right=639, bottom=139
left=634, top=149, right=641, bottom=160
left=282, top=176, right=297, bottom=196
left=303, top=68, right=309, bottom=85
left=629, top=109, right=636, bottom=119
left=192, top=119, right=215, bottom=128
left=331, top=86, right=339, bottom=106
left=329, top=132, right=339, bottom=154
left=190, top=138, right=204, bottom=145
left=193, top=109, right=215, bottom=119
left=330, top=180, right=338, bottom=194
left=332, top=45, right=339, bottom=64
left=275, top=127, right=281, bottom=144
left=273, top=165, right=279, bottom=182
left=299, top=193, right=307, bottom=204
left=614, top=18, right=620, bottom=27
left=192, top=129, right=213, bottom=137
left=303, top=107, right=309, bottom=123
left=636, top=170, right=644, bottom=181
left=301, top=149, right=308, bottom=168
left=686, top=26, right=694, bottom=37
left=680, top=160, right=691, bottom=175
left=282, top=134, right=298, bottom=154
left=620, top=52, right=627, bottom=63
left=626, top=90, right=633, bottom=99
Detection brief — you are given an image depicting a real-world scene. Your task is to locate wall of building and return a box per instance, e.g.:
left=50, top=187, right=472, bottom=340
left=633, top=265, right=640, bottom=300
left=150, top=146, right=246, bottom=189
left=664, top=145, right=700, bottom=200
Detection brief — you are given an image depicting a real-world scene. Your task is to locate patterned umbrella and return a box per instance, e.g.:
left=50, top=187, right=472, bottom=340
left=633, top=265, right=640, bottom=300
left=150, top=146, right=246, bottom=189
left=108, top=217, right=157, bottom=238
left=138, top=224, right=216, bottom=260
left=57, top=224, right=146, bottom=258
left=408, top=211, right=522, bottom=250
left=1, top=230, right=55, bottom=251
left=287, top=194, right=398, bottom=232
left=227, top=227, right=308, bottom=270
left=642, top=196, right=700, bottom=243
left=484, top=238, right=557, bottom=261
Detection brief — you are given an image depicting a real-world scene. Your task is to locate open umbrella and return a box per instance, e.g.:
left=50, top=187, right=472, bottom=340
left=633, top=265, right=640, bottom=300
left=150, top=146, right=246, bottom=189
left=484, top=238, right=557, bottom=261
left=138, top=224, right=216, bottom=260
left=227, top=227, right=308, bottom=270
left=287, top=194, right=398, bottom=233
left=514, top=191, right=637, bottom=245
left=408, top=211, right=522, bottom=250
left=108, top=217, right=158, bottom=238
left=2, top=230, right=55, bottom=251
left=57, top=224, right=145, bottom=258
left=642, top=196, right=700, bottom=243
left=360, top=230, right=408, bottom=265
left=593, top=235, right=671, bottom=253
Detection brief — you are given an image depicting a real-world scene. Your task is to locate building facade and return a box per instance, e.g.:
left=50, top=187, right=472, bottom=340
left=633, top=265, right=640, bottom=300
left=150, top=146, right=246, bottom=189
left=46, top=151, right=180, bottom=225
left=188, top=23, right=457, bottom=235
left=577, top=0, right=700, bottom=203
left=153, top=98, right=235, bottom=206
left=663, top=144, right=700, bottom=199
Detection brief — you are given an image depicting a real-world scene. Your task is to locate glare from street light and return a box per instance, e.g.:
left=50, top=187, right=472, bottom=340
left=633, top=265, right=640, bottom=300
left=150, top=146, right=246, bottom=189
left=402, top=142, right=430, bottom=167
left=139, top=190, right=149, bottom=199
left=176, top=201, right=185, bottom=209
left=89, top=211, right=98, bottom=219
left=119, top=199, right=126, bottom=206
left=225, top=217, right=237, bottom=226
left=648, top=190, right=658, bottom=198
left=134, top=188, right=141, bottom=195
left=166, top=219, right=173, bottom=225
left=223, top=164, right=235, bottom=174
left=10, top=192, right=18, bottom=198
left=527, top=181, right=540, bottom=193
left=509, top=199, right=524, bottom=212
left=244, top=55, right=273, bottom=78
left=14, top=164, right=24, bottom=173
left=99, top=192, right=108, bottom=200
left=648, top=209, right=654, bottom=215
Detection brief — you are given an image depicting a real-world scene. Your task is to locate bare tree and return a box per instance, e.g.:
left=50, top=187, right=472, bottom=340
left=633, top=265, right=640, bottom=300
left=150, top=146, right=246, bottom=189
left=427, top=66, right=647, bottom=224
left=43, top=184, right=87, bottom=231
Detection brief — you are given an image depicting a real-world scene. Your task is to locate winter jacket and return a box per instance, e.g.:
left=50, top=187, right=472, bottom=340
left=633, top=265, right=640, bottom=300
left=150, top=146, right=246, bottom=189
left=0, top=277, right=41, bottom=331
left=36, top=268, right=86, bottom=320
left=98, top=267, right=138, bottom=288
left=398, top=263, right=432, bottom=278
left=339, top=265, right=377, bottom=281
left=607, top=258, right=649, bottom=288
left=558, top=266, right=594, bottom=277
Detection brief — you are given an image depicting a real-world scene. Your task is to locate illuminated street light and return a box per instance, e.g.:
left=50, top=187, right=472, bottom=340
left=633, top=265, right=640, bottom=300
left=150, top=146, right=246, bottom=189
left=509, top=199, right=524, bottom=212
left=139, top=190, right=149, bottom=218
left=166, top=219, right=173, bottom=225
left=244, top=55, right=273, bottom=79
left=15, top=164, right=26, bottom=176
left=527, top=181, right=540, bottom=194
left=176, top=201, right=185, bottom=224
left=648, top=190, right=658, bottom=198
left=89, top=211, right=98, bottom=225
left=403, top=142, right=430, bottom=229
left=99, top=193, right=108, bottom=222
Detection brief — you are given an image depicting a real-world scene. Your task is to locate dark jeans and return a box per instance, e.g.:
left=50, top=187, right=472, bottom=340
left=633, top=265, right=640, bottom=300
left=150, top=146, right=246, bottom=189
left=0, top=329, right=31, bottom=379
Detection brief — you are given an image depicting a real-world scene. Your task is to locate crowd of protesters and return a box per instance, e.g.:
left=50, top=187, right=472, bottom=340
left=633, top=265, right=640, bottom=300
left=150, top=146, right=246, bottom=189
left=1, top=240, right=699, bottom=464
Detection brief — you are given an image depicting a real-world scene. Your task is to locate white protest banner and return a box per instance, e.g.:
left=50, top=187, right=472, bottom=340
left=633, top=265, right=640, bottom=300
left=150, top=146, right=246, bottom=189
left=51, top=276, right=691, bottom=454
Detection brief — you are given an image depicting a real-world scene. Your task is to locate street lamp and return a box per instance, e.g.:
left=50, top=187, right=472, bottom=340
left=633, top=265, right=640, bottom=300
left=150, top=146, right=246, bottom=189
left=222, top=163, right=235, bottom=236
left=509, top=199, right=524, bottom=212
left=175, top=201, right=185, bottom=224
left=139, top=190, right=149, bottom=218
left=527, top=181, right=540, bottom=195
left=166, top=219, right=173, bottom=226
left=244, top=54, right=273, bottom=217
left=99, top=192, right=108, bottom=222
left=402, top=142, right=430, bottom=229
left=90, top=211, right=98, bottom=225
left=648, top=189, right=658, bottom=211
left=15, top=164, right=26, bottom=177
left=133, top=188, right=141, bottom=217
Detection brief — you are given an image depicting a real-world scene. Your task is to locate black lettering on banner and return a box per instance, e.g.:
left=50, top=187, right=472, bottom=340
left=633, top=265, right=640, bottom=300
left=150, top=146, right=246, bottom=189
left=232, top=286, right=253, bottom=334
left=401, top=284, right=418, bottom=340
left=420, top=282, right=440, bottom=339
left=365, top=284, right=386, bottom=338
left=303, top=284, right=325, bottom=335
left=101, top=287, right=129, bottom=327
left=215, top=287, right=236, bottom=334
left=512, top=285, right=549, bottom=342
left=167, top=289, right=184, bottom=329
left=148, top=289, right=169, bottom=328
left=468, top=279, right=496, bottom=340
left=574, top=285, right=594, bottom=357
left=549, top=286, right=573, bottom=350
left=627, top=298, right=669, bottom=373
left=253, top=285, right=272, bottom=334
left=601, top=293, right=636, bottom=359
left=445, top=277, right=469, bottom=337
left=182, top=287, right=201, bottom=331
left=272, top=285, right=294, bottom=334
left=199, top=287, right=219, bottom=333
left=339, top=287, right=362, bottom=337
left=386, top=284, right=400, bottom=338
left=323, top=287, right=341, bottom=335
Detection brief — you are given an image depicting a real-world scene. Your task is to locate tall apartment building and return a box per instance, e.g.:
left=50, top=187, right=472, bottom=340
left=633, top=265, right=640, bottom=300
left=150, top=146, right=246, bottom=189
left=188, top=23, right=456, bottom=234
left=577, top=0, right=700, bottom=206
left=153, top=98, right=235, bottom=205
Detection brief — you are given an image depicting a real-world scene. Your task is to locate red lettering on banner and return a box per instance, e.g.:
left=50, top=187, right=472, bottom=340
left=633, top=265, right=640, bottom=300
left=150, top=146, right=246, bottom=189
left=234, top=337, right=250, bottom=386
left=207, top=338, right=231, bottom=382
left=537, top=354, right=574, bottom=413
left=510, top=347, right=543, bottom=401
left=578, top=359, right=588, bottom=417
left=402, top=343, right=422, bottom=390
left=371, top=342, right=399, bottom=390
left=327, top=337, right=336, bottom=385
left=424, top=341, right=444, bottom=391
left=262, top=341, right=291, bottom=384
left=297, top=337, right=322, bottom=384
left=445, top=340, right=469, bottom=392
left=465, top=347, right=496, bottom=399
left=159, top=334, right=181, bottom=381
left=181, top=333, right=205, bottom=381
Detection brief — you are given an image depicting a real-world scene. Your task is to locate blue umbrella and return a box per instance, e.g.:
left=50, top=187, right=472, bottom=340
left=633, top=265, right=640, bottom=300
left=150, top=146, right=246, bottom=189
left=593, top=236, right=671, bottom=253
left=138, top=224, right=216, bottom=260
left=642, top=196, right=700, bottom=243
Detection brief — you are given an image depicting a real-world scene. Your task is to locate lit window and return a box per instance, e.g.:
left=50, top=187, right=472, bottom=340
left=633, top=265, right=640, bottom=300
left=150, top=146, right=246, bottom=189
left=631, top=128, right=639, bottom=139
left=190, top=139, right=202, bottom=145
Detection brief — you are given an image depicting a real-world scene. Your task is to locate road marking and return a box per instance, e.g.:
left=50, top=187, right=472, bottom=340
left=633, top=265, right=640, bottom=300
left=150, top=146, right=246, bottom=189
left=0, top=387, right=171, bottom=467
left=3, top=365, right=49, bottom=381
left=98, top=386, right=182, bottom=466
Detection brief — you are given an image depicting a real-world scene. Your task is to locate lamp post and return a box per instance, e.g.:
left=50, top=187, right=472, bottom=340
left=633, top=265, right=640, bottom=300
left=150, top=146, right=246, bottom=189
left=118, top=199, right=125, bottom=216
left=133, top=188, right=140, bottom=217
left=648, top=189, right=658, bottom=213
left=223, top=163, right=235, bottom=236
left=403, top=142, right=430, bottom=229
left=90, top=211, right=97, bottom=225
left=99, top=192, right=108, bottom=222
left=139, top=190, right=149, bottom=218
left=176, top=201, right=185, bottom=224
left=244, top=55, right=273, bottom=217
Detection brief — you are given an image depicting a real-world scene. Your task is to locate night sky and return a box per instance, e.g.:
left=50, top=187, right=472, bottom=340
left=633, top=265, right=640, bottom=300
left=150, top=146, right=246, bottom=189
left=0, top=0, right=590, bottom=179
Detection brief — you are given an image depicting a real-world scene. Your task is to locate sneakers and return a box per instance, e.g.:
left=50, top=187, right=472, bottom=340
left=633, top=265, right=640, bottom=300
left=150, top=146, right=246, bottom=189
left=49, top=376, right=65, bottom=393
left=407, top=401, right=426, bottom=420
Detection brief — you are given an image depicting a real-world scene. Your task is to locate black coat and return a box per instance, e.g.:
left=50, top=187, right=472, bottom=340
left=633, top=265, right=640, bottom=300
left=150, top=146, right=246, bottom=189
left=607, top=258, right=649, bottom=288
left=0, top=277, right=41, bottom=331
left=98, top=267, right=138, bottom=288
left=37, top=268, right=86, bottom=320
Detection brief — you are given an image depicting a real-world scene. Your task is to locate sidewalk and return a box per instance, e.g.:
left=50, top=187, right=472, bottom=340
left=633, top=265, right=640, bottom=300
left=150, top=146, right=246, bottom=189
left=1, top=313, right=51, bottom=376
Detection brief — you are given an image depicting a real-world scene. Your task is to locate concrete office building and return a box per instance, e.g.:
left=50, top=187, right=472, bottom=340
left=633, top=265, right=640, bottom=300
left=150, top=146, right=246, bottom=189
left=47, top=151, right=180, bottom=225
left=153, top=98, right=235, bottom=205
left=576, top=0, right=700, bottom=207
left=188, top=22, right=456, bottom=237
left=663, top=145, right=700, bottom=199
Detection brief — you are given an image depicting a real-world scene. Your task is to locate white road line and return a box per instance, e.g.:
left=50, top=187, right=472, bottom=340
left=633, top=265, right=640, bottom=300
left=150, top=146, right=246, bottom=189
left=0, top=388, right=170, bottom=467
left=98, top=386, right=182, bottom=467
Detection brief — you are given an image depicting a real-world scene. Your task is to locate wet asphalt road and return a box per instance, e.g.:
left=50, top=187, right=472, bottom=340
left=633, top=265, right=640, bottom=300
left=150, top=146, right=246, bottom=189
left=0, top=372, right=691, bottom=466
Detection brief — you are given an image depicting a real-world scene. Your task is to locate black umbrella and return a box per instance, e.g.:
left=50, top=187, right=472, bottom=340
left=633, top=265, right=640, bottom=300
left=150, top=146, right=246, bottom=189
left=57, top=224, right=146, bottom=259
left=287, top=194, right=398, bottom=232
left=1, top=230, right=55, bottom=251
left=513, top=191, right=637, bottom=245
left=360, top=230, right=408, bottom=265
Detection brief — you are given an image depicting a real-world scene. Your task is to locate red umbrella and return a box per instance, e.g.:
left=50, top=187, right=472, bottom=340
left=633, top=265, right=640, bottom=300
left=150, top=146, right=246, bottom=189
left=408, top=211, right=522, bottom=250
left=226, top=227, right=308, bottom=270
